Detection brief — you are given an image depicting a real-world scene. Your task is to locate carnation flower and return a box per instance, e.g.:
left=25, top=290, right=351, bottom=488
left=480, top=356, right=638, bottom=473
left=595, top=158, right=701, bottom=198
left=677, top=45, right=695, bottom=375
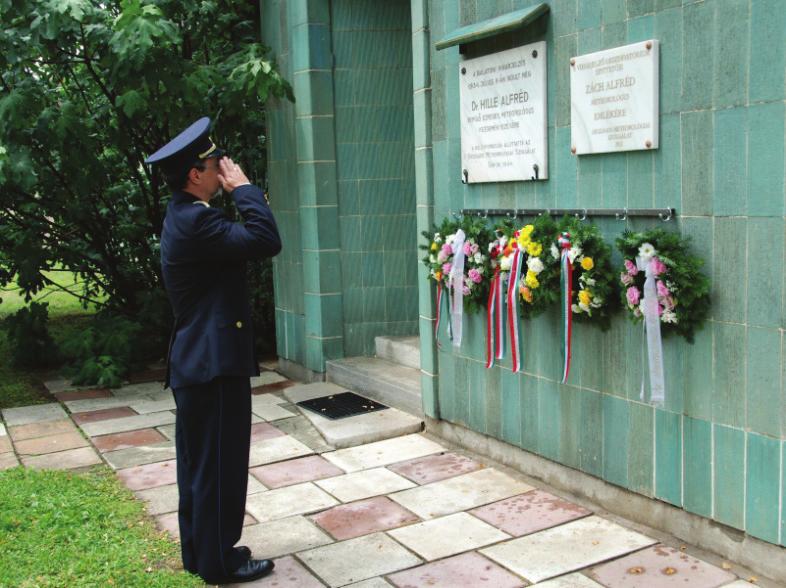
left=442, top=262, right=452, bottom=275
left=437, top=250, right=447, bottom=263
left=656, top=280, right=670, bottom=298
left=624, top=259, right=638, bottom=276
left=650, top=256, right=667, bottom=276
left=579, top=302, right=590, bottom=312
left=463, top=241, right=472, bottom=256
left=526, top=256, right=544, bottom=274
left=525, top=270, right=539, bottom=289
left=520, top=286, right=533, bottom=303
left=550, top=243, right=559, bottom=260
left=434, top=233, right=442, bottom=243
left=526, top=241, right=543, bottom=257
left=499, top=256, right=512, bottom=271
left=429, top=254, right=436, bottom=264
left=638, top=242, right=656, bottom=261
left=626, top=286, right=641, bottom=306
left=441, top=243, right=453, bottom=256
left=470, top=243, right=479, bottom=255
left=462, top=285, right=471, bottom=296
left=473, top=252, right=483, bottom=264
left=661, top=309, right=678, bottom=323
left=568, top=246, right=582, bottom=263
left=468, top=268, right=482, bottom=284
left=584, top=277, right=596, bottom=286
left=580, top=256, right=594, bottom=270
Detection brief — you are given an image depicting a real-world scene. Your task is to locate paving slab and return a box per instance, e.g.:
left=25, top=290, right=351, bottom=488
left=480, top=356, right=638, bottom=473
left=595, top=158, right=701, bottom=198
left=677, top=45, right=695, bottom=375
left=250, top=372, right=288, bottom=387
left=323, top=434, right=445, bottom=473
left=136, top=483, right=180, bottom=515
left=21, top=446, right=101, bottom=470
left=387, top=451, right=485, bottom=485
left=127, top=397, right=177, bottom=414
left=273, top=415, right=335, bottom=454
left=298, top=532, right=421, bottom=587
left=53, top=388, right=111, bottom=402
left=387, top=551, right=526, bottom=588
left=252, top=380, right=297, bottom=395
left=245, top=482, right=338, bottom=522
left=470, top=490, right=592, bottom=537
left=251, top=402, right=296, bottom=422
left=346, top=580, right=393, bottom=588
left=250, top=454, right=344, bottom=489
left=0, top=452, right=19, bottom=470
left=390, top=468, right=534, bottom=520
left=0, top=435, right=10, bottom=453
left=259, top=359, right=279, bottom=371
left=155, top=512, right=180, bottom=537
left=238, top=516, right=334, bottom=559
left=247, top=474, right=267, bottom=494
left=479, top=515, right=657, bottom=584
left=250, top=392, right=287, bottom=406
left=92, top=428, right=167, bottom=453
left=111, top=382, right=164, bottom=398
left=80, top=411, right=176, bottom=437
left=71, top=407, right=138, bottom=425
left=530, top=572, right=605, bottom=587
left=719, top=582, right=759, bottom=587
left=44, top=378, right=83, bottom=394
left=284, top=382, right=346, bottom=404
left=64, top=397, right=135, bottom=414
left=248, top=435, right=314, bottom=467
left=157, top=424, right=176, bottom=440
left=315, top=467, right=416, bottom=503
left=586, top=544, right=737, bottom=587
left=223, top=555, right=326, bottom=588
left=2, top=403, right=67, bottom=427
left=388, top=512, right=509, bottom=561
left=250, top=422, right=286, bottom=442
left=8, top=418, right=76, bottom=441
left=117, top=459, right=178, bottom=491
left=103, top=441, right=176, bottom=470
left=311, top=496, right=420, bottom=540
left=14, top=431, right=89, bottom=456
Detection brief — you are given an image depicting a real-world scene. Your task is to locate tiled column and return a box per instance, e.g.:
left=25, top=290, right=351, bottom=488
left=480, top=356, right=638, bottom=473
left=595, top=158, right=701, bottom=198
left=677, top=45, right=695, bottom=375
left=411, top=0, right=438, bottom=418
left=290, top=0, right=345, bottom=372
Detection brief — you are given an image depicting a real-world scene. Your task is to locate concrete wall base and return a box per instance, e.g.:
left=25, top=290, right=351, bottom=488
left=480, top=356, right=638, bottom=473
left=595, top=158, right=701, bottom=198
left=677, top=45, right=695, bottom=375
left=277, top=358, right=325, bottom=384
left=425, top=417, right=786, bottom=585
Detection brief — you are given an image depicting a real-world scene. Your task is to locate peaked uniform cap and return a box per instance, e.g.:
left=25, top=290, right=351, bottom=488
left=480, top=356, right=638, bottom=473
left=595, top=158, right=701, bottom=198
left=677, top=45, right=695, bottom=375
left=145, top=117, right=224, bottom=174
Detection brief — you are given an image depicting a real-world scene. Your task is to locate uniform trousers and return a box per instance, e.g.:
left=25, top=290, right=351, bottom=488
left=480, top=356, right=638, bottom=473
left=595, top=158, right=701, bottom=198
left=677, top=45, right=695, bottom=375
left=172, top=376, right=252, bottom=582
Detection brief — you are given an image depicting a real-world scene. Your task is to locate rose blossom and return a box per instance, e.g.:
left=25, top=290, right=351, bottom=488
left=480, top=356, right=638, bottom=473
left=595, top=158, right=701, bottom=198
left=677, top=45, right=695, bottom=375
left=468, top=268, right=482, bottom=284
left=656, top=280, right=670, bottom=298
left=441, top=243, right=452, bottom=256
left=626, top=286, right=641, bottom=306
left=620, top=272, right=633, bottom=286
left=650, top=256, right=667, bottom=276
left=624, top=259, right=638, bottom=276
left=462, top=285, right=471, bottom=296
left=463, top=242, right=472, bottom=256
left=442, top=262, right=452, bottom=275
left=470, top=243, right=479, bottom=255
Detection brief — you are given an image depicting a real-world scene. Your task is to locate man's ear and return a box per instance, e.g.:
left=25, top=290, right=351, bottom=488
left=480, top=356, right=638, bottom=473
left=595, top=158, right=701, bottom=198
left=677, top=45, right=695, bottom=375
left=187, top=167, right=201, bottom=185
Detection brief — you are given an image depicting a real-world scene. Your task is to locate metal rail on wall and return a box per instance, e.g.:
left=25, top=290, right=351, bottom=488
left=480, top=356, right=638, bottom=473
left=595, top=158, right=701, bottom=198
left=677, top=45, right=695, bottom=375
left=458, top=208, right=676, bottom=221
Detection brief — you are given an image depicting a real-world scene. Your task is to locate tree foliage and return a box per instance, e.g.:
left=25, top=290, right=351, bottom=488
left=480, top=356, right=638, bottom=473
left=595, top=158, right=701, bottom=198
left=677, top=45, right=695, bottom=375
left=0, top=0, right=291, bottom=363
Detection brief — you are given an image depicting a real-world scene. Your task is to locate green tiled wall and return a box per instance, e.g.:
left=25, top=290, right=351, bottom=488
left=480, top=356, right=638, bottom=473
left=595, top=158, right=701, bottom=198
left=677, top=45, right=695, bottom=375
left=333, top=0, right=418, bottom=357
left=422, top=0, right=786, bottom=546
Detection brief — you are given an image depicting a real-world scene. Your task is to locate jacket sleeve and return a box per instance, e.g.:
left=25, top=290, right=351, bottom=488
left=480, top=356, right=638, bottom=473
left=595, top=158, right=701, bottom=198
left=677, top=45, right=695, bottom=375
left=192, top=184, right=282, bottom=260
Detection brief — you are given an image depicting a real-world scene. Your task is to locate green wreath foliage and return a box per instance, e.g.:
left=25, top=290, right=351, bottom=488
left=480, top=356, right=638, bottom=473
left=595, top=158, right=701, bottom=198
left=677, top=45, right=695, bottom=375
left=556, top=217, right=617, bottom=330
left=616, top=228, right=710, bottom=342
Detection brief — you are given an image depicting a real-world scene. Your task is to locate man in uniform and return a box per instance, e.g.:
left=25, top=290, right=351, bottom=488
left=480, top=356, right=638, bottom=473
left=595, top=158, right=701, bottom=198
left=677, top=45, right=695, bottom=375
left=146, top=117, right=281, bottom=584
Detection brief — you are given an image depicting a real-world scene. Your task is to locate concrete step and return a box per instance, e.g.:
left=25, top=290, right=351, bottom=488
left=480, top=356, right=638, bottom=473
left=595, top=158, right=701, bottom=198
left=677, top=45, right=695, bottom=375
left=326, top=356, right=422, bottom=417
left=374, top=336, right=420, bottom=370
left=284, top=382, right=423, bottom=449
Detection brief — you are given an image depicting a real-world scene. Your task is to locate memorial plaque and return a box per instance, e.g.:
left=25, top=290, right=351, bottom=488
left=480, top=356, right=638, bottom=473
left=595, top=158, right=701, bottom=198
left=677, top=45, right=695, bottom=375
left=570, top=40, right=659, bottom=155
left=459, top=41, right=547, bottom=183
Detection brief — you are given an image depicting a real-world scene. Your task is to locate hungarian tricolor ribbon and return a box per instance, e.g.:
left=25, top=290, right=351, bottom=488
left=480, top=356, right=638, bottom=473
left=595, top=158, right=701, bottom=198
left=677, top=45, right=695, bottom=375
left=637, top=255, right=665, bottom=404
left=485, top=267, right=505, bottom=368
left=507, top=248, right=524, bottom=373
left=559, top=232, right=573, bottom=384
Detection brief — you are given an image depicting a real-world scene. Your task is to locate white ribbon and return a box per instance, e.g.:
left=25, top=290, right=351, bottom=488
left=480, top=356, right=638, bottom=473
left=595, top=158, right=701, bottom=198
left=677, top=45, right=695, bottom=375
left=637, top=256, right=665, bottom=404
left=449, top=229, right=466, bottom=348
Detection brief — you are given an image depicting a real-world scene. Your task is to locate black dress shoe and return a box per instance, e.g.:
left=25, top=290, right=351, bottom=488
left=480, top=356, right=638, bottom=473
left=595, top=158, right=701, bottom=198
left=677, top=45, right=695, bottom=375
left=226, top=558, right=275, bottom=583
left=235, top=545, right=252, bottom=559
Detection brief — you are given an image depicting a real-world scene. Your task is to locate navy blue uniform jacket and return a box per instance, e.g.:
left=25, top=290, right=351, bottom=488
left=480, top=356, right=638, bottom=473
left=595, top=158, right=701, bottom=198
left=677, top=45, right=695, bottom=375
left=160, top=185, right=281, bottom=389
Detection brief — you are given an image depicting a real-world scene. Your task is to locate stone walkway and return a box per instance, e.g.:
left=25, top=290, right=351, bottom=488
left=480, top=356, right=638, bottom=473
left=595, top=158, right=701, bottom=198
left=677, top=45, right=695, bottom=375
left=0, top=367, right=768, bottom=587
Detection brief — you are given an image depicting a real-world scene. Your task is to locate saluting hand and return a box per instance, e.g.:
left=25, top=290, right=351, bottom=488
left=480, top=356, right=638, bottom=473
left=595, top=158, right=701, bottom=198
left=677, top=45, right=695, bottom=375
left=217, top=157, right=251, bottom=192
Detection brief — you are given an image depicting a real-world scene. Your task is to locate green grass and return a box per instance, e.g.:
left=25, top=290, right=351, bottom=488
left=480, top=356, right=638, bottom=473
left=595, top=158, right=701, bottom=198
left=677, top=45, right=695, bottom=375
left=0, top=271, right=101, bottom=409
left=0, top=270, right=103, bottom=319
left=0, top=467, right=203, bottom=588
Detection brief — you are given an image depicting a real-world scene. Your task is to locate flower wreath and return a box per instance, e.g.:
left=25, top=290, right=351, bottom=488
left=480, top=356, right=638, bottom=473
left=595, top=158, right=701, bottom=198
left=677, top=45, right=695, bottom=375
left=616, top=228, right=710, bottom=342
left=555, top=217, right=616, bottom=330
left=511, top=214, right=560, bottom=319
left=421, top=215, right=493, bottom=314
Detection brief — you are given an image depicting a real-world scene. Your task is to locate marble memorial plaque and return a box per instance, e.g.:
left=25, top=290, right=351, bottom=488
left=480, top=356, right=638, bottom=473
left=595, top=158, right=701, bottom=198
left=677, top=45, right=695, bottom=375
left=459, top=41, right=547, bottom=183
left=570, top=40, right=659, bottom=155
